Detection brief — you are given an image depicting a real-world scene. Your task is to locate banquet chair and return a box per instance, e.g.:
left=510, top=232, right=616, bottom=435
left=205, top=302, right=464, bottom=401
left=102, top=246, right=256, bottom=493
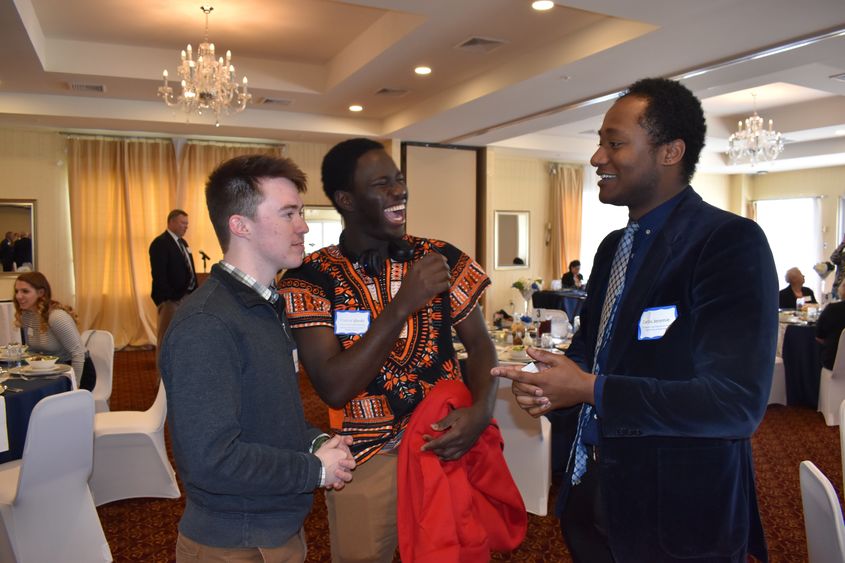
left=768, top=356, right=787, bottom=405
left=89, top=379, right=180, bottom=506
left=800, top=460, right=845, bottom=563
left=818, top=328, right=845, bottom=425
left=82, top=329, right=115, bottom=413
left=493, top=376, right=552, bottom=516
left=0, top=390, right=112, bottom=562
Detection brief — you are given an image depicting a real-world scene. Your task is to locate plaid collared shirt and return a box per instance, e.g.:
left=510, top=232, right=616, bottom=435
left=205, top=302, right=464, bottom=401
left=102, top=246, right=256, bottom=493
left=218, top=261, right=279, bottom=304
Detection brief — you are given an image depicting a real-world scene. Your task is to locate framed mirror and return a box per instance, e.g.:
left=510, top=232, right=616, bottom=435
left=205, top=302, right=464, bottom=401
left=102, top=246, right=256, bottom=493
left=494, top=210, right=529, bottom=270
left=0, top=200, right=36, bottom=275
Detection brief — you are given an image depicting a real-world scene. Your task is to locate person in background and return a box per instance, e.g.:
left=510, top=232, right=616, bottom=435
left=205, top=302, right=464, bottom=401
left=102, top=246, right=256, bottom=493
left=831, top=235, right=845, bottom=299
left=149, top=209, right=197, bottom=347
left=0, top=231, right=14, bottom=271
left=494, top=77, right=776, bottom=562
left=160, top=154, right=355, bottom=563
left=280, top=138, right=498, bottom=563
left=13, top=271, right=90, bottom=389
left=816, top=279, right=845, bottom=370
left=778, top=267, right=817, bottom=309
left=561, top=259, right=583, bottom=289
left=12, top=232, right=32, bottom=270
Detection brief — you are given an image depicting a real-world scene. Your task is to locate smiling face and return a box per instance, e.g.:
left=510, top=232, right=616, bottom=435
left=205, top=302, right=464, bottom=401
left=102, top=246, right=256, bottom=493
left=590, top=95, right=681, bottom=219
left=14, top=279, right=43, bottom=312
left=346, top=149, right=408, bottom=241
left=246, top=177, right=309, bottom=272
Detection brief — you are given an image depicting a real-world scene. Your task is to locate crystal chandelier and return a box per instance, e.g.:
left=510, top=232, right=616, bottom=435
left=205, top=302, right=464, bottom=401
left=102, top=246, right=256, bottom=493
left=158, top=6, right=251, bottom=127
left=727, top=94, right=784, bottom=166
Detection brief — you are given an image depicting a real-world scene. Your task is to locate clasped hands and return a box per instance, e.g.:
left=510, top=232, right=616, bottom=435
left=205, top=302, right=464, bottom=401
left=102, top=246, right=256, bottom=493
left=314, top=435, right=356, bottom=490
left=491, top=348, right=596, bottom=417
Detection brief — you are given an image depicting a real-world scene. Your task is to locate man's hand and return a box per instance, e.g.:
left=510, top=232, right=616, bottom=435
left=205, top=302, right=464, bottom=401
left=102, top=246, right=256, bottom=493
left=314, top=435, right=356, bottom=490
left=420, top=404, right=489, bottom=461
left=393, top=252, right=450, bottom=317
left=491, top=348, right=596, bottom=417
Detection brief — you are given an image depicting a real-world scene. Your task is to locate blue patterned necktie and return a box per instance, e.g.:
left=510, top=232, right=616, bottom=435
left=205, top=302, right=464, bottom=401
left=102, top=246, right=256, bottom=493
left=570, top=220, right=639, bottom=485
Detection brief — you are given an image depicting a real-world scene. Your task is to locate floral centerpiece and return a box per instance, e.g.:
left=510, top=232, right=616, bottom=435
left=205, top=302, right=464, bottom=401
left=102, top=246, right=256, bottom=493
left=814, top=261, right=834, bottom=280
left=512, top=277, right=543, bottom=315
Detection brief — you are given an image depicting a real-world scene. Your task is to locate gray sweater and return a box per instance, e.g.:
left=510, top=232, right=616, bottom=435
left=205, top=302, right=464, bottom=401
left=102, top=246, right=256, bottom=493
left=160, top=264, right=323, bottom=548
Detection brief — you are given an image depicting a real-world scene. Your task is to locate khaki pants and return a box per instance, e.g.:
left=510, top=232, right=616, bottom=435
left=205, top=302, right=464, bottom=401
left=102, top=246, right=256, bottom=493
left=156, top=299, right=182, bottom=348
left=326, top=453, right=398, bottom=563
left=175, top=530, right=306, bottom=563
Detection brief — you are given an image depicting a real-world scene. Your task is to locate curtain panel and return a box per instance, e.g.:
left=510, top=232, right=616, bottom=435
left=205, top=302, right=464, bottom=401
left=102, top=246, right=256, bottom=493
left=549, top=163, right=583, bottom=279
left=67, top=136, right=176, bottom=348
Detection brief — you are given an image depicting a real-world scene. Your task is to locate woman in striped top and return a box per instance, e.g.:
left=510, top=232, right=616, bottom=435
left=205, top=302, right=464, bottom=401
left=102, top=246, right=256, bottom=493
left=13, top=272, right=86, bottom=388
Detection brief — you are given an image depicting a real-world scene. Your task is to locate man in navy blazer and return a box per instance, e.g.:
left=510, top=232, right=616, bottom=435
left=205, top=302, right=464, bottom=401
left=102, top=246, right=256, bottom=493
left=149, top=209, right=196, bottom=346
left=494, top=78, right=777, bottom=562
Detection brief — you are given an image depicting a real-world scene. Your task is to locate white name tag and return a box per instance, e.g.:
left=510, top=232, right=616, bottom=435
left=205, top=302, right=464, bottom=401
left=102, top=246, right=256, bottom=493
left=638, top=305, right=678, bottom=341
left=334, top=310, right=370, bottom=335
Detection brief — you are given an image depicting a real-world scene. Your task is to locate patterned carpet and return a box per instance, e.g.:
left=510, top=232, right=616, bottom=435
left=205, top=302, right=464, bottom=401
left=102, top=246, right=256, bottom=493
left=97, top=349, right=840, bottom=562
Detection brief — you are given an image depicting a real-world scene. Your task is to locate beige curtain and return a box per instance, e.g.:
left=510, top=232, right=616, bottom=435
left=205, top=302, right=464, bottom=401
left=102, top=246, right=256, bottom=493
left=549, top=163, right=583, bottom=278
left=67, top=137, right=176, bottom=348
left=177, top=141, right=285, bottom=267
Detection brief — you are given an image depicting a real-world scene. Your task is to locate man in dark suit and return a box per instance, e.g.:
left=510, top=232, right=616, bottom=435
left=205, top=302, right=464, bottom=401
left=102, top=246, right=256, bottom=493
left=149, top=209, right=196, bottom=346
left=494, top=78, right=777, bottom=562
left=0, top=232, right=14, bottom=271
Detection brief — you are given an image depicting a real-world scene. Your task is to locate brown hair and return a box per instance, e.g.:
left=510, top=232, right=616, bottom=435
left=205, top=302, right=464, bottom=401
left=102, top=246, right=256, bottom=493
left=13, top=272, right=77, bottom=331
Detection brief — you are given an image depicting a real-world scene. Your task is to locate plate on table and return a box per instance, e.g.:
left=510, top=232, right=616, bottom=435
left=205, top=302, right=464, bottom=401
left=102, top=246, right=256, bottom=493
left=507, top=347, right=531, bottom=362
left=12, top=364, right=72, bottom=376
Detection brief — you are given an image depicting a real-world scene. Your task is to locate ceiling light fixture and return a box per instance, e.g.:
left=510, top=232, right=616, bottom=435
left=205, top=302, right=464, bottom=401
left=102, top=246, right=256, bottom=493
left=727, top=93, right=784, bottom=166
left=414, top=66, right=432, bottom=76
left=158, top=5, right=251, bottom=127
left=349, top=104, right=363, bottom=112
left=531, top=1, right=554, bottom=11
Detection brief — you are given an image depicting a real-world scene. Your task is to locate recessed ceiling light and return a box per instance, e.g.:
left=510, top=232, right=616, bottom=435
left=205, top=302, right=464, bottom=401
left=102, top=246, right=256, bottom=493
left=532, top=1, right=554, bottom=11
left=414, top=66, right=432, bottom=76
left=349, top=104, right=363, bottom=112
left=836, top=129, right=845, bottom=136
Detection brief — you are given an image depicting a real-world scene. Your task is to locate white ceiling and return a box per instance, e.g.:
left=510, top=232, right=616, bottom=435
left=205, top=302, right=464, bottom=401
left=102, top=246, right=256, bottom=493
left=1, top=0, right=844, bottom=174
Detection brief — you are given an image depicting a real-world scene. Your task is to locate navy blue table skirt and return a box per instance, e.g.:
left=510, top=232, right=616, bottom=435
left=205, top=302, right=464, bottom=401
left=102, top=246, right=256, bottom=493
left=781, top=324, right=822, bottom=408
left=532, top=290, right=586, bottom=324
left=0, top=376, right=72, bottom=463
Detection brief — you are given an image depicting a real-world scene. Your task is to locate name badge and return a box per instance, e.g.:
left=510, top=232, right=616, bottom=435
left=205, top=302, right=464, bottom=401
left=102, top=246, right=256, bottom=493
left=637, top=305, right=678, bottom=341
left=334, top=310, right=371, bottom=335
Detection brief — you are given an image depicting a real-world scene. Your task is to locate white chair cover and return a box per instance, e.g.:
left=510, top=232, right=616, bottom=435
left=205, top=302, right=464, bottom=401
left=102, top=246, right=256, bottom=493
left=769, top=356, right=787, bottom=405
left=800, top=460, right=845, bottom=563
left=839, top=400, right=845, bottom=495
left=0, top=390, right=112, bottom=562
left=89, top=379, right=180, bottom=506
left=493, top=376, right=551, bottom=516
left=81, top=329, right=115, bottom=413
left=818, top=328, right=845, bottom=425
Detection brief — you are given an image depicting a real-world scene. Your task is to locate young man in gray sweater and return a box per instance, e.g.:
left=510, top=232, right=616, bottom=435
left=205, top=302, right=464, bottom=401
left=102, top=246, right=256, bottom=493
left=161, top=154, right=355, bottom=562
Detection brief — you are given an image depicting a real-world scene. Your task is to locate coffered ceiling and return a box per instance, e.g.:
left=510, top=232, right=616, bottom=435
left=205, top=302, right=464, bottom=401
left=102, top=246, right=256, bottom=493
left=1, top=0, right=844, bottom=174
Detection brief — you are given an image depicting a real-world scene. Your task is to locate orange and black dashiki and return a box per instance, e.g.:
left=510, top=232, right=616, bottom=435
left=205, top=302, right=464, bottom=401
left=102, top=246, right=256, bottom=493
left=279, top=236, right=490, bottom=465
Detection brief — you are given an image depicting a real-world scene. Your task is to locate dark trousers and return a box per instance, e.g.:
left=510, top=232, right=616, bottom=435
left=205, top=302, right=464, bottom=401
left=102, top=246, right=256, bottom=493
left=560, top=454, right=615, bottom=563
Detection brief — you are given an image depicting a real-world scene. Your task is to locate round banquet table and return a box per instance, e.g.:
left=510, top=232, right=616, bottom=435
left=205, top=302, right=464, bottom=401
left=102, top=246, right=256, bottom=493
left=0, top=376, right=72, bottom=464
left=780, top=323, right=822, bottom=408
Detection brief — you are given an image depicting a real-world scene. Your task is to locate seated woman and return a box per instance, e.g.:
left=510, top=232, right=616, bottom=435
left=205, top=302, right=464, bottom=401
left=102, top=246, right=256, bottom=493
left=13, top=271, right=91, bottom=390
left=778, top=267, right=817, bottom=309
left=561, top=260, right=584, bottom=289
left=817, top=280, right=845, bottom=370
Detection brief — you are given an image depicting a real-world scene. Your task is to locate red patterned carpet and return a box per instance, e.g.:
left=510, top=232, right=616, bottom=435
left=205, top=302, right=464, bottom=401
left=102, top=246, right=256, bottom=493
left=98, top=349, right=840, bottom=562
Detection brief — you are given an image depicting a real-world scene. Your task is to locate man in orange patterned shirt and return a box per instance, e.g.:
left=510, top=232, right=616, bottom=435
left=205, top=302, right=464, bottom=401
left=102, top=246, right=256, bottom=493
left=280, top=138, right=498, bottom=563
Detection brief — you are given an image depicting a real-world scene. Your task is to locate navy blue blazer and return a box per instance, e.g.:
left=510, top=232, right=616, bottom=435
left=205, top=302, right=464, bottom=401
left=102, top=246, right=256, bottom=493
left=562, top=189, right=777, bottom=562
left=149, top=231, right=195, bottom=306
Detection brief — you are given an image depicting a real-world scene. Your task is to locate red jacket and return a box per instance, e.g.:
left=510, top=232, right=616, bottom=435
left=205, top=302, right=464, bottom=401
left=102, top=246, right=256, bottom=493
left=397, top=380, right=527, bottom=562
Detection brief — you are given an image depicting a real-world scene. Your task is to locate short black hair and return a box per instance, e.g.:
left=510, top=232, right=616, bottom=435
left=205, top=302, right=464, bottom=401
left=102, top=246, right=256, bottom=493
left=206, top=154, right=307, bottom=252
left=621, top=78, right=706, bottom=184
left=167, top=209, right=187, bottom=222
left=568, top=260, right=581, bottom=269
left=321, top=138, right=385, bottom=211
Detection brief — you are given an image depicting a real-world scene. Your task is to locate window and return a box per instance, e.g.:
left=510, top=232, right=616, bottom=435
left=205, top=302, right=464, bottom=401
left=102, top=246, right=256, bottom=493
left=579, top=176, right=628, bottom=284
left=755, top=197, right=823, bottom=297
left=304, top=207, right=343, bottom=253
